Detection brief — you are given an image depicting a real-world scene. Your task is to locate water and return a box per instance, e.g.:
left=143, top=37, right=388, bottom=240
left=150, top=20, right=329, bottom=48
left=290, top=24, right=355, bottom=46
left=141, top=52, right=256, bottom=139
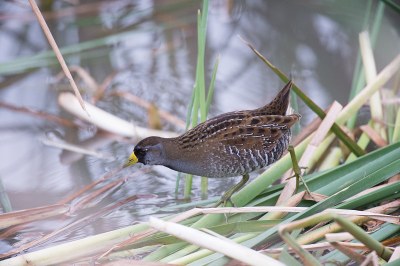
left=0, top=0, right=399, bottom=255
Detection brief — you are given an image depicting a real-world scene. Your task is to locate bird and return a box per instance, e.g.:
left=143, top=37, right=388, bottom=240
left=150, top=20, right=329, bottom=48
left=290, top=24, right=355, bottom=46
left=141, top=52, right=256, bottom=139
left=124, top=81, right=300, bottom=206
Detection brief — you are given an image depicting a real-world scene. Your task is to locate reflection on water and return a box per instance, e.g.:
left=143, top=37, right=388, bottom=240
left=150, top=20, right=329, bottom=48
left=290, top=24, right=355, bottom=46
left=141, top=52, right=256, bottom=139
left=0, top=0, right=399, bottom=254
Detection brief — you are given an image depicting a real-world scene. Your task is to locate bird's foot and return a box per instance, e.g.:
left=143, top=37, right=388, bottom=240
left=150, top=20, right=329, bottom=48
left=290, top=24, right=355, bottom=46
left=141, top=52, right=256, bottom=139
left=195, top=194, right=235, bottom=208
left=212, top=174, right=250, bottom=207
left=213, top=193, right=235, bottom=208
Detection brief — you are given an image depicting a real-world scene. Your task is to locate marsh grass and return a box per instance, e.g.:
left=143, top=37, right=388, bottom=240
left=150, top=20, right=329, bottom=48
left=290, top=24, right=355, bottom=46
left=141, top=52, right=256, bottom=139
left=0, top=1, right=400, bottom=265
left=181, top=0, right=219, bottom=199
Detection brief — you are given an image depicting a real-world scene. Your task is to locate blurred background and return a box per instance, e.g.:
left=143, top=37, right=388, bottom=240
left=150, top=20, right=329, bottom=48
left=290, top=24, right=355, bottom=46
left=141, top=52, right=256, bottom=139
left=0, top=0, right=399, bottom=253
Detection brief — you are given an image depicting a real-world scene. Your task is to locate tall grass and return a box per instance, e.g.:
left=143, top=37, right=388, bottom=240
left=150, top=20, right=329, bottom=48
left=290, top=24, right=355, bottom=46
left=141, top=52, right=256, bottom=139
left=1, top=1, right=399, bottom=265
left=181, top=0, right=219, bottom=199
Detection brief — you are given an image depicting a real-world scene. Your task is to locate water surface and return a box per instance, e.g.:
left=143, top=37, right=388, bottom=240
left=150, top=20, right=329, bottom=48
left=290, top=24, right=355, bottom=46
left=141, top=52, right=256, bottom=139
left=0, top=0, right=399, bottom=254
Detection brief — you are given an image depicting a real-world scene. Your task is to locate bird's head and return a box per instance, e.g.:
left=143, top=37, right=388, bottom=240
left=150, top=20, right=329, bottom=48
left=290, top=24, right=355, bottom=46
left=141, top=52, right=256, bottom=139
left=124, top=137, right=166, bottom=167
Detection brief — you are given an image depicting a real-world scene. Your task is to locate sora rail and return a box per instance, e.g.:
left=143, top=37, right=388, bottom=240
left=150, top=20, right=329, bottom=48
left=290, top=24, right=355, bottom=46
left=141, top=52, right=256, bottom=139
left=124, top=81, right=300, bottom=205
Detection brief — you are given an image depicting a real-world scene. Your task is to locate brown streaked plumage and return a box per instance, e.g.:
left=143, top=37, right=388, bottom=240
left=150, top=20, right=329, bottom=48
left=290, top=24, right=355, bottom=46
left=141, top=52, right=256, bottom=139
left=125, top=81, right=300, bottom=205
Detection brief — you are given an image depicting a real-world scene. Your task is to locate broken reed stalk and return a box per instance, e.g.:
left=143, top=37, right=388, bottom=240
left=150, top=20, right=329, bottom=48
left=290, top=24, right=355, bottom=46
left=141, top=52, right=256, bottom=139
left=279, top=212, right=394, bottom=265
left=149, top=217, right=285, bottom=266
left=359, top=31, right=386, bottom=141
left=28, top=0, right=87, bottom=115
left=58, top=93, right=178, bottom=139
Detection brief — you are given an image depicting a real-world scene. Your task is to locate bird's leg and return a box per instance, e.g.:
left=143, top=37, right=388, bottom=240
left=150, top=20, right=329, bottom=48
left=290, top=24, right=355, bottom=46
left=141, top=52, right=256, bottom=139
left=287, top=167, right=308, bottom=180
left=288, top=146, right=313, bottom=197
left=214, top=174, right=250, bottom=207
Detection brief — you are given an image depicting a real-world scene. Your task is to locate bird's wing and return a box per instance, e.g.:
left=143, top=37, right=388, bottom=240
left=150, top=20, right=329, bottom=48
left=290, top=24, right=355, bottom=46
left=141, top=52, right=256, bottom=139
left=177, top=111, right=249, bottom=147
left=217, top=114, right=298, bottom=152
left=178, top=111, right=299, bottom=152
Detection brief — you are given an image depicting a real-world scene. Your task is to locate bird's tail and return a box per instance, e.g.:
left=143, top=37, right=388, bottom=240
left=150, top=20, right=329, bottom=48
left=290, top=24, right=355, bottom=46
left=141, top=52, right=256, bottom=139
left=257, top=80, right=293, bottom=115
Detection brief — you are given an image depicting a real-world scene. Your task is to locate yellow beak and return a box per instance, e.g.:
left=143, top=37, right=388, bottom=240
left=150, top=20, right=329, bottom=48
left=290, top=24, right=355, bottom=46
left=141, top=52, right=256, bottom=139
left=123, top=152, right=138, bottom=167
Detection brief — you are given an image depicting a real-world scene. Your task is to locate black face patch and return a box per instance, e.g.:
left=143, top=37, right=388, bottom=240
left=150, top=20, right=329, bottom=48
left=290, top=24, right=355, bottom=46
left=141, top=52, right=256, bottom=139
left=134, top=147, right=147, bottom=164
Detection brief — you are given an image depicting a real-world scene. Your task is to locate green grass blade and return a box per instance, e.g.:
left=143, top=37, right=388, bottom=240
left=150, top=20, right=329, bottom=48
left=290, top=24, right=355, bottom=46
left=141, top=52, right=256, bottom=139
left=348, top=0, right=372, bottom=101
left=196, top=11, right=206, bottom=122
left=279, top=249, right=303, bottom=266
left=205, top=56, right=219, bottom=115
left=335, top=216, right=393, bottom=261
left=182, top=0, right=213, bottom=202
left=184, top=174, right=194, bottom=200
left=0, top=178, right=12, bottom=212
left=392, top=109, right=400, bottom=143
left=336, top=181, right=400, bottom=210
left=347, top=1, right=385, bottom=128
left=322, top=222, right=400, bottom=263
left=185, top=85, right=197, bottom=130
left=143, top=242, right=186, bottom=262
left=381, top=0, right=400, bottom=13
left=186, top=142, right=400, bottom=264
